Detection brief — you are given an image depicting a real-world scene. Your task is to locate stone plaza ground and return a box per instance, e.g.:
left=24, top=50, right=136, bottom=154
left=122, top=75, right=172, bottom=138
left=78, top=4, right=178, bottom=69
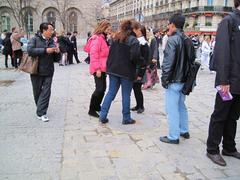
left=0, top=50, right=239, bottom=180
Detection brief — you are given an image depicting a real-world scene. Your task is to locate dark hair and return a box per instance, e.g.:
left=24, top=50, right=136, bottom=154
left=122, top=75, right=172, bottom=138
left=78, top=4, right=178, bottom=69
left=73, top=31, right=78, bottom=34
left=114, top=20, right=133, bottom=42
left=234, top=0, right=240, bottom=8
left=67, top=32, right=71, bottom=36
left=12, top=27, right=16, bottom=32
left=169, top=13, right=185, bottom=29
left=39, top=22, right=54, bottom=33
left=87, top=31, right=91, bottom=37
left=140, top=25, right=147, bottom=40
left=153, top=28, right=159, bottom=35
left=132, top=20, right=141, bottom=30
left=5, top=32, right=12, bottom=38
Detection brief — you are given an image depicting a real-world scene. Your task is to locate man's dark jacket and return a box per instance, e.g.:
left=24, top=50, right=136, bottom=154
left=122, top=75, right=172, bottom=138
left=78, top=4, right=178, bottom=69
left=58, top=36, right=70, bottom=53
left=149, top=36, right=159, bottom=60
left=107, top=35, right=141, bottom=81
left=27, top=34, right=57, bottom=76
left=161, top=29, right=189, bottom=88
left=71, top=35, right=77, bottom=50
left=213, top=9, right=240, bottom=94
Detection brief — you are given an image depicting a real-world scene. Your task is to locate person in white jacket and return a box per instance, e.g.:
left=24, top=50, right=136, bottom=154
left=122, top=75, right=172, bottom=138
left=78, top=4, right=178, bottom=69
left=200, top=36, right=212, bottom=69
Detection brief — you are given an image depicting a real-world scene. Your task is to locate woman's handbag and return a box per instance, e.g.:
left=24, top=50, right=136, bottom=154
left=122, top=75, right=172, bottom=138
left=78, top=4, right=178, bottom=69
left=19, top=53, right=38, bottom=74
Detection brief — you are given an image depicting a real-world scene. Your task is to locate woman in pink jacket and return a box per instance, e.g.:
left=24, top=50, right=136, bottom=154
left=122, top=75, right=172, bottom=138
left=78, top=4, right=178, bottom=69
left=84, top=20, right=111, bottom=118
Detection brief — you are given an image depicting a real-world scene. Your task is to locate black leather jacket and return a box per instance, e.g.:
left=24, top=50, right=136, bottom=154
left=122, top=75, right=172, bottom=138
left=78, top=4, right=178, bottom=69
left=161, top=29, right=189, bottom=88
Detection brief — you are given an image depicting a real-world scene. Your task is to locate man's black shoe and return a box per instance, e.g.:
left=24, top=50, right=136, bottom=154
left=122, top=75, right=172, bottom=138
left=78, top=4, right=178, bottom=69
left=130, top=106, right=138, bottom=111
left=180, top=132, right=190, bottom=139
left=88, top=110, right=99, bottom=118
left=222, top=150, right=240, bottom=159
left=159, top=136, right=179, bottom=144
left=99, top=118, right=109, bottom=124
left=206, top=153, right=226, bottom=166
left=137, top=108, right=145, bottom=114
left=122, top=119, right=136, bottom=125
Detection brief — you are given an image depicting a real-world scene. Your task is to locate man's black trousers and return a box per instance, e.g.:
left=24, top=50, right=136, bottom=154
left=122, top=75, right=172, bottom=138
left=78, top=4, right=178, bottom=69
left=89, top=73, right=106, bottom=112
left=207, top=93, right=240, bottom=154
left=30, top=75, right=53, bottom=116
left=73, top=50, right=80, bottom=63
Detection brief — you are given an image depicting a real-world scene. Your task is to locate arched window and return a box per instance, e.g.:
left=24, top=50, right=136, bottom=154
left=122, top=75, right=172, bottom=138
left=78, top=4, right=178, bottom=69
left=1, top=13, right=11, bottom=32
left=68, top=11, right=77, bottom=32
left=47, top=11, right=56, bottom=27
left=25, top=10, right=33, bottom=32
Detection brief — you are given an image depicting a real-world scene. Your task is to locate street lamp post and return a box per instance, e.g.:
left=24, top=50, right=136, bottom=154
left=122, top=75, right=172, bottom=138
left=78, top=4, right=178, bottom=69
left=135, top=0, right=144, bottom=22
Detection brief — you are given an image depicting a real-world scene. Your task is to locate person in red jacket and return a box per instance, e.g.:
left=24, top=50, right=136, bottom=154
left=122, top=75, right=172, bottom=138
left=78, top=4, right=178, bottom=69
left=84, top=20, right=111, bottom=117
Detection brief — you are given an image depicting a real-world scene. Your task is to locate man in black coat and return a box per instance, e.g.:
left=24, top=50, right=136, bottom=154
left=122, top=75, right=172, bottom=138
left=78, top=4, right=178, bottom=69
left=206, top=0, right=240, bottom=166
left=27, top=22, right=60, bottom=122
left=150, top=28, right=161, bottom=69
left=66, top=32, right=74, bottom=64
left=70, top=31, right=80, bottom=64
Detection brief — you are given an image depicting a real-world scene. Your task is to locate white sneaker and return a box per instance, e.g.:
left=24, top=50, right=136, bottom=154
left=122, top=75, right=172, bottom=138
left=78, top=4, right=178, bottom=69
left=37, top=115, right=49, bottom=122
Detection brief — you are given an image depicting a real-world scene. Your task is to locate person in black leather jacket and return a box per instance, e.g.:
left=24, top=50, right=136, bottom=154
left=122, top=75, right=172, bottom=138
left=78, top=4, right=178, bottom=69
left=160, top=13, right=190, bottom=144
left=28, top=22, right=60, bottom=122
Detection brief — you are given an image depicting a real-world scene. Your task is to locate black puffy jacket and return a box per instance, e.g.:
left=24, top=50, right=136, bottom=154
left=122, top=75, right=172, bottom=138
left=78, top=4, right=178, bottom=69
left=27, top=34, right=57, bottom=76
left=161, top=29, right=189, bottom=88
left=107, top=35, right=141, bottom=81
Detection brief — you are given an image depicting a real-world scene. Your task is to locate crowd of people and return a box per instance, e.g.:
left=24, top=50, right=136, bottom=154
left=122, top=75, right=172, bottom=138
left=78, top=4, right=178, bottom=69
left=0, top=0, right=240, bottom=168
left=0, top=28, right=81, bottom=69
left=82, top=2, right=240, bottom=167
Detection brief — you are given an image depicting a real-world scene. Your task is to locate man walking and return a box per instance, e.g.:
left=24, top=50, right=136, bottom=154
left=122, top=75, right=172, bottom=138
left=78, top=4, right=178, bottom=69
left=206, top=0, right=240, bottom=166
left=70, top=31, right=81, bottom=63
left=27, top=22, right=60, bottom=122
left=160, top=13, right=190, bottom=144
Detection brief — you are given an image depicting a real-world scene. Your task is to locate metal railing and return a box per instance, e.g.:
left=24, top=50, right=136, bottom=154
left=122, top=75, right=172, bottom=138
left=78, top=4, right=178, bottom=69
left=183, top=6, right=233, bottom=14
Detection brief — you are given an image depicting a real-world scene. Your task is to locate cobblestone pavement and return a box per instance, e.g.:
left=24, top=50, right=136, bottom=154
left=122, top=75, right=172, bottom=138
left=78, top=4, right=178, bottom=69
left=0, top=50, right=239, bottom=180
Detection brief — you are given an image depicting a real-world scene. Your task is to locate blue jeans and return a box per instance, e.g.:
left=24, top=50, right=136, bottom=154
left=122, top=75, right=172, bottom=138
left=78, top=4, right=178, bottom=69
left=100, top=75, right=133, bottom=121
left=165, top=83, right=189, bottom=140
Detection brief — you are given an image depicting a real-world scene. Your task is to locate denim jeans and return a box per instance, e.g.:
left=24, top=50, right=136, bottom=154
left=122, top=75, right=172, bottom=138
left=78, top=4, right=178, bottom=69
left=165, top=83, right=189, bottom=140
left=100, top=74, right=133, bottom=121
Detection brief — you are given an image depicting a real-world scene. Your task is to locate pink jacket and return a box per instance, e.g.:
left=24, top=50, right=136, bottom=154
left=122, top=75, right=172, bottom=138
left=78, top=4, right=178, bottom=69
left=84, top=34, right=109, bottom=74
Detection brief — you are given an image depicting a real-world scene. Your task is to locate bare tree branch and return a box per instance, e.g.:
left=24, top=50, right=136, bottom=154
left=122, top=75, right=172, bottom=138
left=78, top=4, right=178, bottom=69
left=3, top=0, right=39, bottom=30
left=51, top=0, right=74, bottom=30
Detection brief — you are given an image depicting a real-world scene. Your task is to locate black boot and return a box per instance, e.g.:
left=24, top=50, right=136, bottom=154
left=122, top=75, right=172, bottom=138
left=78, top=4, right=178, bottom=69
left=88, top=110, right=99, bottom=118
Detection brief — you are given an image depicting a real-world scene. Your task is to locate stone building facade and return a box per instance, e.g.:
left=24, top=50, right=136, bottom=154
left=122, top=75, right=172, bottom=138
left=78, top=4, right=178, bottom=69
left=108, top=0, right=234, bottom=35
left=0, top=0, right=102, bottom=36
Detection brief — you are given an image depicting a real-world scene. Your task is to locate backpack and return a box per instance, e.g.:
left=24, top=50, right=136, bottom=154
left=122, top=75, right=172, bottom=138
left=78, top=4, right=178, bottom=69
left=209, top=12, right=238, bottom=71
left=181, top=34, right=201, bottom=95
